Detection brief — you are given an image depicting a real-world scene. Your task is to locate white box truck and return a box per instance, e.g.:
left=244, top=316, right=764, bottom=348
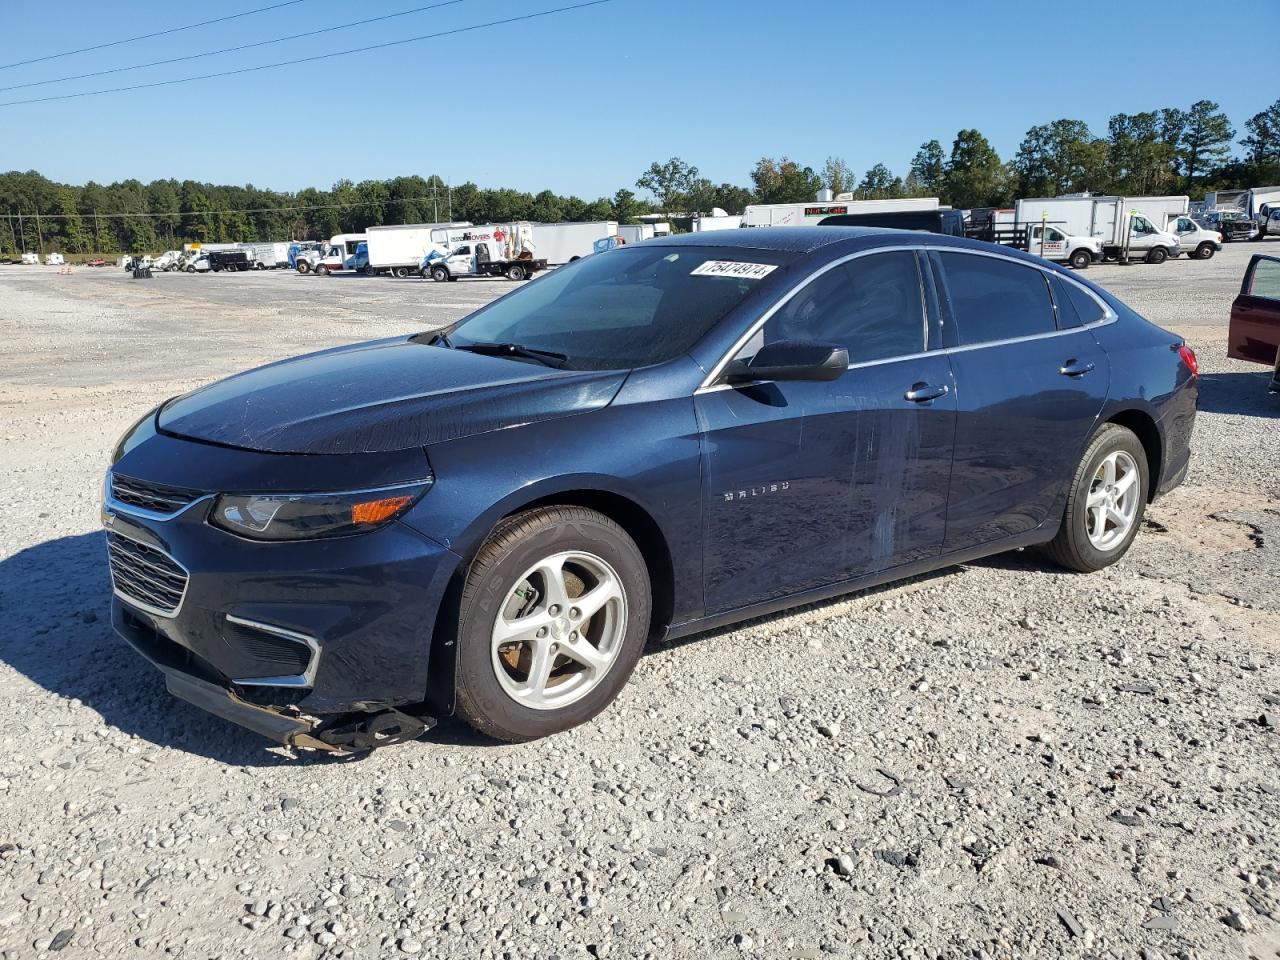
left=420, top=223, right=547, bottom=282
left=616, top=223, right=656, bottom=243
left=366, top=222, right=472, bottom=277
left=1244, top=186, right=1280, bottom=236
left=298, top=234, right=368, bottom=275
left=745, top=197, right=939, bottom=227
left=1014, top=196, right=1181, bottom=263
left=530, top=221, right=619, bottom=264
left=691, top=213, right=743, bottom=232
left=238, top=241, right=291, bottom=269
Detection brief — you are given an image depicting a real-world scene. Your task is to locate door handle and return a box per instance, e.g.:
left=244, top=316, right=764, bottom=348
left=1059, top=359, right=1096, bottom=377
left=904, top=382, right=949, bottom=403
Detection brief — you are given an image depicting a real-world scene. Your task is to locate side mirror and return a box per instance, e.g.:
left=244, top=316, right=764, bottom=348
left=724, top=339, right=849, bottom=383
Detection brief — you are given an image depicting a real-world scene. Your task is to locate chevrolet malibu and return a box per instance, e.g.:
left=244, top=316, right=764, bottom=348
left=102, top=228, right=1198, bottom=750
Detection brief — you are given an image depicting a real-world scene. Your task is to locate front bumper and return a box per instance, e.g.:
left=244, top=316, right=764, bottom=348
left=105, top=501, right=461, bottom=716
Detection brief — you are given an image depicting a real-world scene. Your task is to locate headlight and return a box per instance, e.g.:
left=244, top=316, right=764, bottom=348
left=210, top=480, right=432, bottom=541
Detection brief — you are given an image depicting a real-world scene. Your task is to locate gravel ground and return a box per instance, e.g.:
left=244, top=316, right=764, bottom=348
left=0, top=242, right=1277, bottom=960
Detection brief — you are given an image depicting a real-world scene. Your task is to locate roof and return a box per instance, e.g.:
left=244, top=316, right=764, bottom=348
left=648, top=226, right=895, bottom=253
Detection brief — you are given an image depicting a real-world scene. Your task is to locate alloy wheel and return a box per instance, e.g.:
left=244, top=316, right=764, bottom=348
left=490, top=551, right=627, bottom=711
left=1085, top=450, right=1140, bottom=551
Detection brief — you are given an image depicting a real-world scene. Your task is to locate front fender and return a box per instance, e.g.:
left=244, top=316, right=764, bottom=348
left=400, top=396, right=704, bottom=623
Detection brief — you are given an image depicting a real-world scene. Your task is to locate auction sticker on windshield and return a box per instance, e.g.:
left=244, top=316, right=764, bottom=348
left=690, top=260, right=778, bottom=280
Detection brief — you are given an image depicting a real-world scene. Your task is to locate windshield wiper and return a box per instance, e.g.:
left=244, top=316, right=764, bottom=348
left=409, top=330, right=454, bottom=348
left=455, top=341, right=570, bottom=369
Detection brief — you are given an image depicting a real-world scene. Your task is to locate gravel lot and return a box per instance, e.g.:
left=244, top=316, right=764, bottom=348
left=0, top=243, right=1277, bottom=960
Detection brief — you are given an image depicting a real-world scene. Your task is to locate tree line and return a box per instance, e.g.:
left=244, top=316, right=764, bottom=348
left=3, top=96, right=1278, bottom=256
left=640, top=98, right=1280, bottom=211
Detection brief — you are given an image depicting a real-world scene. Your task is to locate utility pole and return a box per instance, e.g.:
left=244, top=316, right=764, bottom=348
left=35, top=210, right=44, bottom=255
left=94, top=208, right=101, bottom=253
left=17, top=209, right=25, bottom=253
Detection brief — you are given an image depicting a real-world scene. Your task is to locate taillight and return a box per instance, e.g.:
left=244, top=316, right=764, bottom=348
left=1177, top=344, right=1198, bottom=377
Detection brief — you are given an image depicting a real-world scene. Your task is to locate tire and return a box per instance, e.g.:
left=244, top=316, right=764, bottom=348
left=316, top=264, right=330, bottom=276
left=1145, top=247, right=1168, bottom=264
left=393, top=266, right=409, bottom=279
left=296, top=262, right=311, bottom=274
left=1068, top=249, right=1091, bottom=269
left=430, top=265, right=449, bottom=282
left=185, top=266, right=195, bottom=273
left=454, top=506, right=652, bottom=742
left=1041, top=423, right=1148, bottom=573
left=1196, top=242, right=1216, bottom=260
left=506, top=263, right=527, bottom=281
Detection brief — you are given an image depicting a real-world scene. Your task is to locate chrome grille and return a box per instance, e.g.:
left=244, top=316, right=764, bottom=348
left=106, top=531, right=188, bottom=616
left=110, top=474, right=204, bottom=515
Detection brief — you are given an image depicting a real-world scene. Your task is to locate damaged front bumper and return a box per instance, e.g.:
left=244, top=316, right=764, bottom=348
left=162, top=668, right=434, bottom=754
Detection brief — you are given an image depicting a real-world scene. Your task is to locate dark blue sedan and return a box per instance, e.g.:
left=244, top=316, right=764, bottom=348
left=102, top=228, right=1198, bottom=748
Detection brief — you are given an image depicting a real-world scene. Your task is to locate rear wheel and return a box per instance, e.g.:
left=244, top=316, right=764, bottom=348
left=1068, top=248, right=1091, bottom=269
left=454, top=506, right=651, bottom=742
left=393, top=266, right=409, bottom=279
left=1042, top=423, right=1148, bottom=573
left=1145, top=247, right=1168, bottom=264
left=1196, top=242, right=1216, bottom=260
left=506, top=263, right=528, bottom=281
left=316, top=263, right=330, bottom=276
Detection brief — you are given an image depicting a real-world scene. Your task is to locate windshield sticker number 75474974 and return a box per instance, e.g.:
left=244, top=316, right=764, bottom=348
left=690, top=260, right=778, bottom=280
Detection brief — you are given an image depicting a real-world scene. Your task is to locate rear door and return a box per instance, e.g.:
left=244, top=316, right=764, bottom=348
left=1229, top=255, right=1280, bottom=368
left=930, top=250, right=1110, bottom=551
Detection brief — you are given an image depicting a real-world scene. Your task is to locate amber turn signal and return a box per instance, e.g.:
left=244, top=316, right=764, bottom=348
left=351, top=495, right=414, bottom=525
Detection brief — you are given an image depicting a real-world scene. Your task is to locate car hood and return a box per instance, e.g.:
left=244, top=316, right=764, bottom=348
left=158, top=336, right=628, bottom=454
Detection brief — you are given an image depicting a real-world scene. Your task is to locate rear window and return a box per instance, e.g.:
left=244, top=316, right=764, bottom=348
left=937, top=253, right=1056, bottom=345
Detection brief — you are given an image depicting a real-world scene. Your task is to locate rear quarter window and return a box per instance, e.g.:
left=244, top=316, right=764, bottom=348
left=1050, top=274, right=1106, bottom=329
left=937, top=252, right=1057, bottom=345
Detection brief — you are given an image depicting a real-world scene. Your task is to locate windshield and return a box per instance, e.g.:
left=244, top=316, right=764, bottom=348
left=449, top=245, right=794, bottom=370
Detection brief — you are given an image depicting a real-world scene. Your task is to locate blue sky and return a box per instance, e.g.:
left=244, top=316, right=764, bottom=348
left=2, top=0, right=1277, bottom=200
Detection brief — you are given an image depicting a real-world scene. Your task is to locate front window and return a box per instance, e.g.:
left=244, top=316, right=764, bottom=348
left=1132, top=216, right=1154, bottom=235
left=747, top=251, right=926, bottom=363
left=1250, top=259, right=1280, bottom=300
left=449, top=245, right=794, bottom=370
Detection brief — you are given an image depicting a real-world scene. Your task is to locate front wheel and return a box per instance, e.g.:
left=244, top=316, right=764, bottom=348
left=1196, top=242, right=1216, bottom=260
left=1041, top=423, right=1148, bottom=573
left=454, top=506, right=651, bottom=742
left=1068, top=249, right=1091, bottom=269
left=1145, top=247, right=1168, bottom=265
left=430, top=265, right=449, bottom=282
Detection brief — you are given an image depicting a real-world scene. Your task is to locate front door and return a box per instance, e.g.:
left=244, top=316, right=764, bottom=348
left=1172, top=216, right=1198, bottom=251
left=930, top=250, right=1109, bottom=550
left=448, top=244, right=473, bottom=275
left=697, top=249, right=956, bottom=615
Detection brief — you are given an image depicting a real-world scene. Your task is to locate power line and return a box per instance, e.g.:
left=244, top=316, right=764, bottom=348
left=0, top=0, right=473, bottom=94
left=0, top=0, right=616, bottom=107
left=0, top=1, right=309, bottom=72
